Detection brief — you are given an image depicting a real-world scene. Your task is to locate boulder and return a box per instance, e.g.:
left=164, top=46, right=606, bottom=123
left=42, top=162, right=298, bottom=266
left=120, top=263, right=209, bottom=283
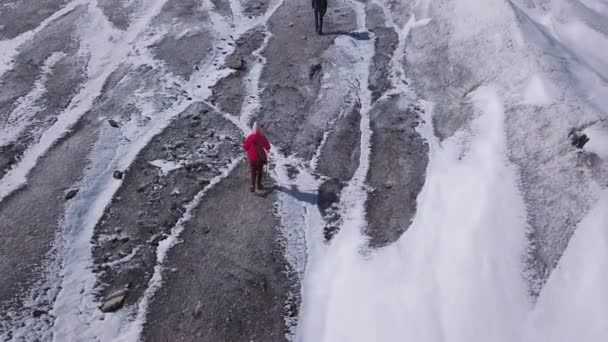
left=229, top=57, right=243, bottom=70
left=100, top=290, right=127, bottom=313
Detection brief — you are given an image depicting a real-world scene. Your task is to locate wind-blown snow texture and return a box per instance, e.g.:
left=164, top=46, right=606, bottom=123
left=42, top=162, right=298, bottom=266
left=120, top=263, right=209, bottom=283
left=0, top=0, right=607, bottom=341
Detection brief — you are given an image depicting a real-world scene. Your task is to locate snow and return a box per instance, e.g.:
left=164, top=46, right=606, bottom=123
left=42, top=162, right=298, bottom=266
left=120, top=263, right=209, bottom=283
left=524, top=190, right=608, bottom=342
left=0, top=0, right=85, bottom=79
left=0, top=0, right=172, bottom=203
left=292, top=0, right=608, bottom=340
left=297, top=86, right=531, bottom=342
left=523, top=74, right=554, bottom=106
left=583, top=124, right=608, bottom=159
left=112, top=157, right=242, bottom=342
left=149, top=159, right=183, bottom=175
left=0, top=51, right=65, bottom=147
left=2, top=0, right=608, bottom=339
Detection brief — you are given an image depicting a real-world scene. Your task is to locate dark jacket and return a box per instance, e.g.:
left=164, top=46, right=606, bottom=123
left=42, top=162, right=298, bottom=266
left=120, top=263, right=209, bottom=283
left=312, top=0, right=327, bottom=15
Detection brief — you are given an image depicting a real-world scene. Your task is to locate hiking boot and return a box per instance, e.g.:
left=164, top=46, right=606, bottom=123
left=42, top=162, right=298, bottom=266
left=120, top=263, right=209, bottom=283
left=250, top=186, right=255, bottom=192
left=257, top=184, right=264, bottom=191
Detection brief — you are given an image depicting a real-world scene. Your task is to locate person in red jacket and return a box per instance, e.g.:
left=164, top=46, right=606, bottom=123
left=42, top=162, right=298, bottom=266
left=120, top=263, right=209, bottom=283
left=243, top=122, right=271, bottom=192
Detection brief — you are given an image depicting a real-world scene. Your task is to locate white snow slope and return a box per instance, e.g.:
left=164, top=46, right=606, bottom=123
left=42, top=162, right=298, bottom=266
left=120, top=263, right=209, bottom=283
left=294, top=0, right=608, bottom=341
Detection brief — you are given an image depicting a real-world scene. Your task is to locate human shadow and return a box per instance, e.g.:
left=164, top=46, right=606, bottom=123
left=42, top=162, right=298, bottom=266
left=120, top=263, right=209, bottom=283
left=321, top=30, right=349, bottom=36
left=254, top=187, right=273, bottom=198
left=345, top=31, right=371, bottom=41
left=320, top=31, right=371, bottom=41
left=275, top=185, right=318, bottom=205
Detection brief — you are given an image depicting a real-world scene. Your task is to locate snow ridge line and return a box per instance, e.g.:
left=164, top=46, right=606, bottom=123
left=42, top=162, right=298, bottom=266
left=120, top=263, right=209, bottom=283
left=330, top=0, right=375, bottom=240
left=291, top=1, right=380, bottom=340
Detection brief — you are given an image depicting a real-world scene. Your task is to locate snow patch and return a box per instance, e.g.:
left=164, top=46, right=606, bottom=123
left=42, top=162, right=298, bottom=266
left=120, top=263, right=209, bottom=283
left=149, top=159, right=183, bottom=175
left=583, top=124, right=608, bottom=159
left=523, top=74, right=554, bottom=106
left=0, top=51, right=65, bottom=147
left=523, top=190, right=608, bottom=342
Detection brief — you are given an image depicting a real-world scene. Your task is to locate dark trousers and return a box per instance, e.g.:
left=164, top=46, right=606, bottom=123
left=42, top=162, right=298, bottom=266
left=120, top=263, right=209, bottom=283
left=250, top=161, right=264, bottom=189
left=314, top=11, right=324, bottom=34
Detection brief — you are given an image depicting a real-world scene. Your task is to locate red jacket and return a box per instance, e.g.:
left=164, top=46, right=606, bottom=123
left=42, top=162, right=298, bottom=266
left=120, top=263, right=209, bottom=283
left=243, top=132, right=270, bottom=163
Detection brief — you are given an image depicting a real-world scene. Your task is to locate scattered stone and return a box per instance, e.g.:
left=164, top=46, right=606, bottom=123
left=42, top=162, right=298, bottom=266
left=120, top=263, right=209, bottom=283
left=108, top=119, right=119, bottom=128
left=174, top=140, right=186, bottom=149
left=193, top=300, right=203, bottom=318
left=569, top=130, right=590, bottom=149
left=229, top=57, right=243, bottom=70
left=309, top=62, right=322, bottom=79
left=202, top=225, right=211, bottom=234
left=187, top=96, right=193, bottom=101
left=99, top=290, right=127, bottom=313
left=289, top=22, right=294, bottom=27
left=32, top=309, right=47, bottom=318
left=149, top=234, right=163, bottom=245
left=285, top=164, right=299, bottom=180
left=113, top=171, right=123, bottom=180
left=65, top=189, right=79, bottom=200
left=301, top=35, right=307, bottom=40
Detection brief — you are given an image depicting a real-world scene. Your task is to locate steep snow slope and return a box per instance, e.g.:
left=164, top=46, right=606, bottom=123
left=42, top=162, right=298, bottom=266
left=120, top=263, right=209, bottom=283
left=294, top=0, right=608, bottom=340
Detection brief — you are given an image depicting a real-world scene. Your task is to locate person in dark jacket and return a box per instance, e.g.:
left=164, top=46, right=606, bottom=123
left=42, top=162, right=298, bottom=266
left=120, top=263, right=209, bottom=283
left=242, top=122, right=271, bottom=192
left=312, top=0, right=328, bottom=35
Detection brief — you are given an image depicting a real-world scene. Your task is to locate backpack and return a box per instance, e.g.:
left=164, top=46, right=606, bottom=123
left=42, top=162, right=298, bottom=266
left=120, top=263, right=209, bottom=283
left=253, top=141, right=267, bottom=164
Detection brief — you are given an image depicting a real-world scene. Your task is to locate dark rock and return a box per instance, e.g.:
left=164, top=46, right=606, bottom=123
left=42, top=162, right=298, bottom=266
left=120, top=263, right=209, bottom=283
left=228, top=57, right=243, bottom=70
left=108, top=119, right=119, bottom=128
left=309, top=63, right=322, bottom=79
left=113, top=171, right=124, bottom=180
left=65, top=189, right=79, bottom=200
left=149, top=234, right=163, bottom=245
left=285, top=164, right=299, bottom=180
left=32, top=309, right=47, bottom=318
left=198, top=179, right=210, bottom=187
left=193, top=300, right=203, bottom=318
